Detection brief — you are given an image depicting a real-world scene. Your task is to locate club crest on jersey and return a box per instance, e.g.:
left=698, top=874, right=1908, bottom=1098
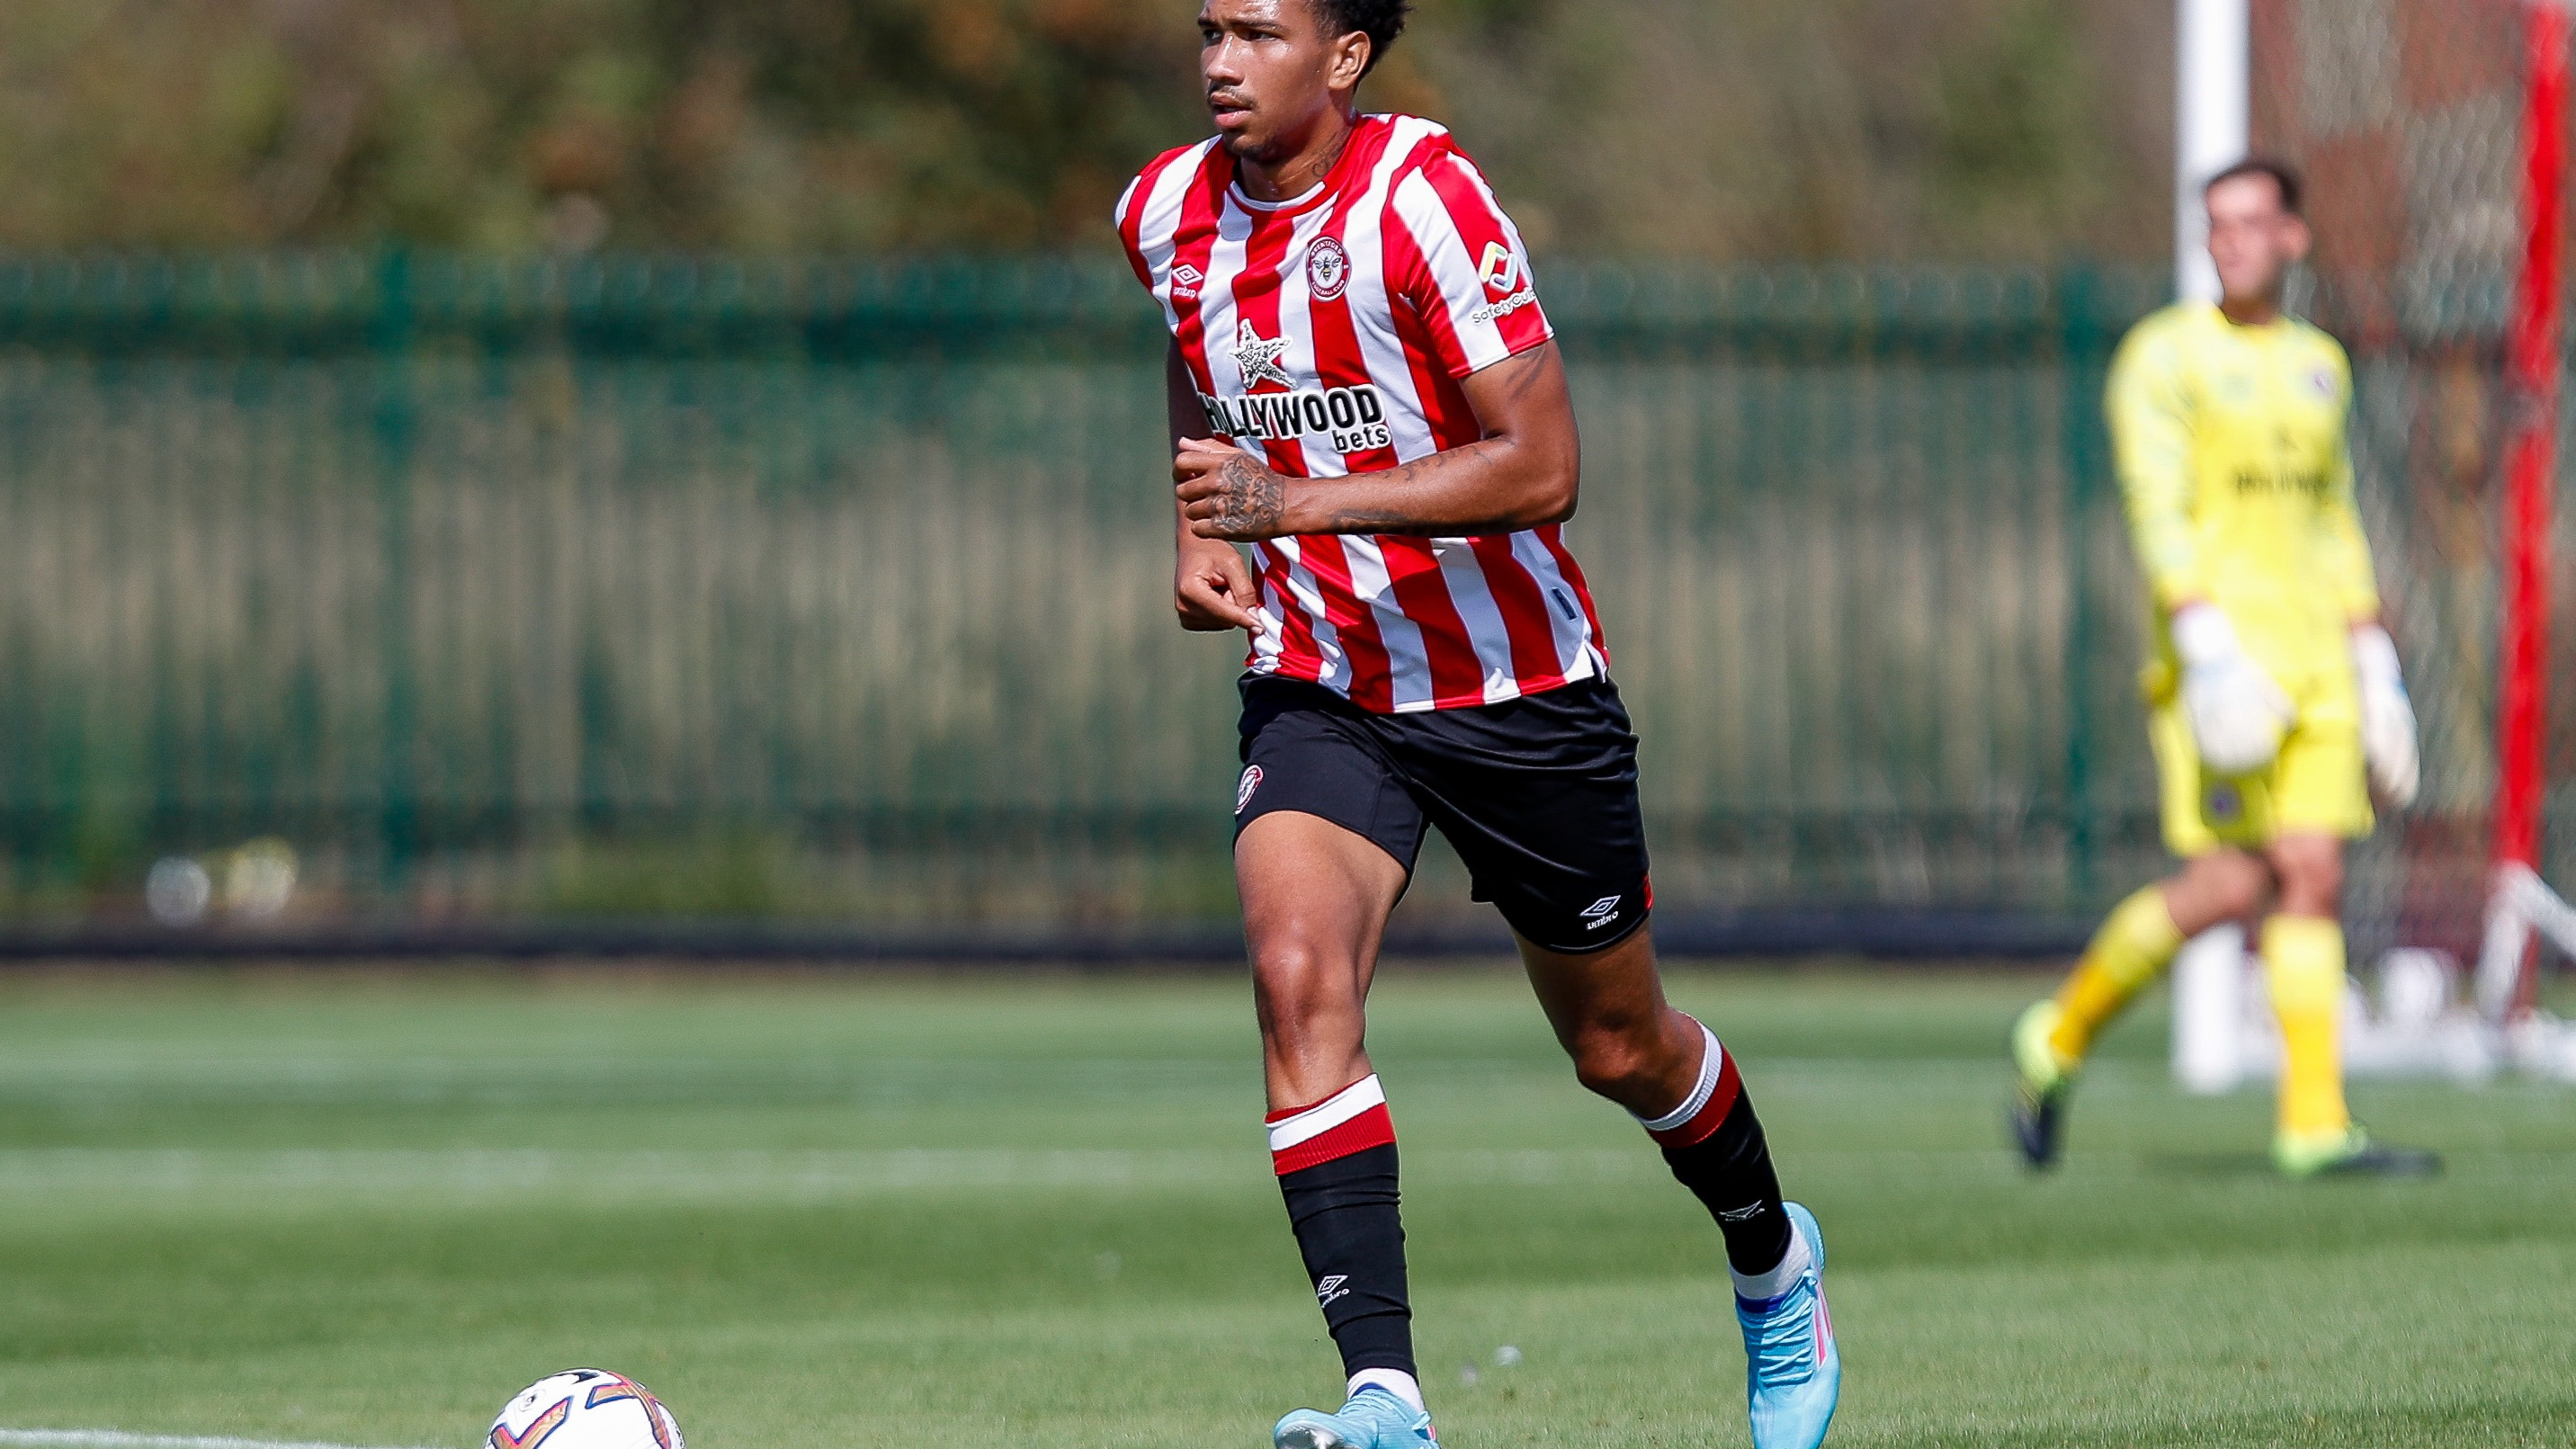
left=1230, top=319, right=1298, bottom=390
left=1306, top=237, right=1351, bottom=301
left=1236, top=765, right=1264, bottom=814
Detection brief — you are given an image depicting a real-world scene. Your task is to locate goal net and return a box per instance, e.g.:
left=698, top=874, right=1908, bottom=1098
left=2236, top=0, right=2576, bottom=1070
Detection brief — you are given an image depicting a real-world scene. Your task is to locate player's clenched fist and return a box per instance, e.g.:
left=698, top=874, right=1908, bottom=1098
left=1174, top=531, right=1262, bottom=634
left=2171, top=602, right=2294, bottom=775
left=1176, top=437, right=1290, bottom=540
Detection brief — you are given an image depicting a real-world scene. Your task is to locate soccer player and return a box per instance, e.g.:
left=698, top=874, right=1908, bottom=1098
left=2008, top=158, right=2437, bottom=1178
left=1114, top=4, right=1839, bottom=1447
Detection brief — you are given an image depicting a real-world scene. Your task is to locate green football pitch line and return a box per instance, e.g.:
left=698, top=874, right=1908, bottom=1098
left=0, top=967, right=2568, bottom=1449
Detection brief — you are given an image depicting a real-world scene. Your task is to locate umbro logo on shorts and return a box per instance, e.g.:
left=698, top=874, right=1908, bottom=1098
left=1580, top=895, right=1623, bottom=929
left=1236, top=765, right=1265, bottom=814
left=1316, top=1273, right=1350, bottom=1305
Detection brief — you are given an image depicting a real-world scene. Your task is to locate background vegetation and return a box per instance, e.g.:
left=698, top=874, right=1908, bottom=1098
left=0, top=0, right=2172, bottom=258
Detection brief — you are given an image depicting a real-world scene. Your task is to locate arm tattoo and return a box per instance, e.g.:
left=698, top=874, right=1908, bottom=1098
left=1211, top=455, right=1287, bottom=536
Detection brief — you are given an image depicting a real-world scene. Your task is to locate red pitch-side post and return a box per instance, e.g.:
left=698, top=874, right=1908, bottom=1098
left=2498, top=0, right=2568, bottom=1014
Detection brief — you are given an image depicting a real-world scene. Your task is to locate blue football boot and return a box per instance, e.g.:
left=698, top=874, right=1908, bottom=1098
left=1738, top=1202, right=1840, bottom=1449
left=1273, top=1386, right=1436, bottom=1449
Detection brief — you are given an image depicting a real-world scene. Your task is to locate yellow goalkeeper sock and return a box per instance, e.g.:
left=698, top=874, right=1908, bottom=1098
left=2262, top=915, right=2352, bottom=1150
left=2044, top=885, right=2185, bottom=1069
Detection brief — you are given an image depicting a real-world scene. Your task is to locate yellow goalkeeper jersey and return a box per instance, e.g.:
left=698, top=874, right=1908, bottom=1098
left=2106, top=300, right=2380, bottom=693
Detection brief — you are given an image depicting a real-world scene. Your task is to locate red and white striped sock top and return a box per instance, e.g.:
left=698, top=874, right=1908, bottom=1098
left=1115, top=114, right=1612, bottom=715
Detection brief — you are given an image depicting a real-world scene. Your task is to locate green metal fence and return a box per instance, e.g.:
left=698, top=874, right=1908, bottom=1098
left=0, top=253, right=2541, bottom=948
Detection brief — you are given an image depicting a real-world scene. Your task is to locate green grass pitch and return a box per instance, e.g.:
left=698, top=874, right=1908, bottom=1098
left=0, top=965, right=2570, bottom=1448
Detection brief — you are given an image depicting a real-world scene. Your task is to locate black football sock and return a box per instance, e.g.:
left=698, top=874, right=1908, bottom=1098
left=1268, top=1075, right=1417, bottom=1385
left=1637, top=1018, right=1793, bottom=1280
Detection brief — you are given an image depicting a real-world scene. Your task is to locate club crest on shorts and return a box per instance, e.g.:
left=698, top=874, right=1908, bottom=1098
left=1236, top=765, right=1265, bottom=814
left=2205, top=783, right=2243, bottom=822
left=1306, top=237, right=1350, bottom=301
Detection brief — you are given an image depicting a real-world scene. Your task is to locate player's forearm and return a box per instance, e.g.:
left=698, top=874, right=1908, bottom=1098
left=1279, top=436, right=1577, bottom=535
left=1185, top=437, right=1575, bottom=541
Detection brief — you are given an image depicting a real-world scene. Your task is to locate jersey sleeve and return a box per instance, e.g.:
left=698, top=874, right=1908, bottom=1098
left=2312, top=351, right=2383, bottom=622
left=1384, top=148, right=1553, bottom=378
left=1113, top=174, right=1151, bottom=288
left=2105, top=316, right=2207, bottom=611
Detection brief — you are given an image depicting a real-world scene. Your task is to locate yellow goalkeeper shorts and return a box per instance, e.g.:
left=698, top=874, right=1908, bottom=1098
left=2150, top=673, right=2375, bottom=857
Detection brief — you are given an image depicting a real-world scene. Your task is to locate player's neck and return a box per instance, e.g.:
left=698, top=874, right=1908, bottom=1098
left=2218, top=292, right=2284, bottom=327
left=1235, top=103, right=1360, bottom=204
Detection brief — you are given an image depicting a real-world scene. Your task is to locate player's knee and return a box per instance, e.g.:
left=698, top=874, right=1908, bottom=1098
left=1248, top=940, right=1362, bottom=1047
left=2271, top=842, right=2344, bottom=916
left=1566, top=1017, right=1667, bottom=1105
left=2180, top=853, right=2269, bottom=926
left=2214, top=861, right=2271, bottom=922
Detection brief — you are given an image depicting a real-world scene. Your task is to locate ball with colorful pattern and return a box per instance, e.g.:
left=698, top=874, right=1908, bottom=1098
left=489, top=1369, right=684, bottom=1449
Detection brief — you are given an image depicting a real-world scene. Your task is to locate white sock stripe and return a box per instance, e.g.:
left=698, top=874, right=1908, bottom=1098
left=1634, top=1024, right=1724, bottom=1133
left=1265, top=1074, right=1388, bottom=1152
left=1729, top=1221, right=1812, bottom=1302
left=1346, top=1369, right=1427, bottom=1412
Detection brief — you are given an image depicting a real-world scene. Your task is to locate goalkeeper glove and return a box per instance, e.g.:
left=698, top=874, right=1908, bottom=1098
left=2351, top=624, right=2419, bottom=808
left=2171, top=603, right=2293, bottom=775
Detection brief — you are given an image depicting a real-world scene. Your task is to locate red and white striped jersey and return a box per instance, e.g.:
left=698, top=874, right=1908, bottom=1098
left=1115, top=113, right=1610, bottom=715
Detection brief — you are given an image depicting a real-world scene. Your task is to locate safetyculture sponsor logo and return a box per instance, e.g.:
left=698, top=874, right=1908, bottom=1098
left=1236, top=765, right=1264, bottom=815
left=1471, top=242, right=1539, bottom=324
left=1580, top=895, right=1623, bottom=930
left=1306, top=237, right=1351, bottom=302
left=1201, top=383, right=1394, bottom=454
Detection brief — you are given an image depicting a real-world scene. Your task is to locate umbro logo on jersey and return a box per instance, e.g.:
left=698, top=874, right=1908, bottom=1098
left=1170, top=263, right=1204, bottom=300
left=1316, top=1274, right=1351, bottom=1306
left=1231, top=319, right=1298, bottom=390
left=1580, top=895, right=1623, bottom=929
left=1236, top=765, right=1264, bottom=814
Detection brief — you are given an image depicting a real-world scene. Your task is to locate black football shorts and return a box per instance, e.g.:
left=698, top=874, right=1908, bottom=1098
left=1232, top=675, right=1651, bottom=953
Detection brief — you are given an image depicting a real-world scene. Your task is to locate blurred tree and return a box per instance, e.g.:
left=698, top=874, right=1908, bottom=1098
left=0, top=0, right=2169, bottom=258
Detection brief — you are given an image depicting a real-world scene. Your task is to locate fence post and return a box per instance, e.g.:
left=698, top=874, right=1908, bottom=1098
left=2057, top=264, right=2106, bottom=900
left=372, top=247, right=418, bottom=891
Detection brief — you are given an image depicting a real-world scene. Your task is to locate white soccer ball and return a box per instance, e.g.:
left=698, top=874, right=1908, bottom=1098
left=488, top=1369, right=684, bottom=1449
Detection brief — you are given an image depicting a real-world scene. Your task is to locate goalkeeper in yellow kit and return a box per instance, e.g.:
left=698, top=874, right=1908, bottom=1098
left=2009, top=159, right=2437, bottom=1178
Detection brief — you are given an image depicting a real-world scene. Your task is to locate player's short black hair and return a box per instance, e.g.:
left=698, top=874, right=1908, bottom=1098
left=2205, top=157, right=2304, bottom=216
left=1308, top=0, right=1410, bottom=76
